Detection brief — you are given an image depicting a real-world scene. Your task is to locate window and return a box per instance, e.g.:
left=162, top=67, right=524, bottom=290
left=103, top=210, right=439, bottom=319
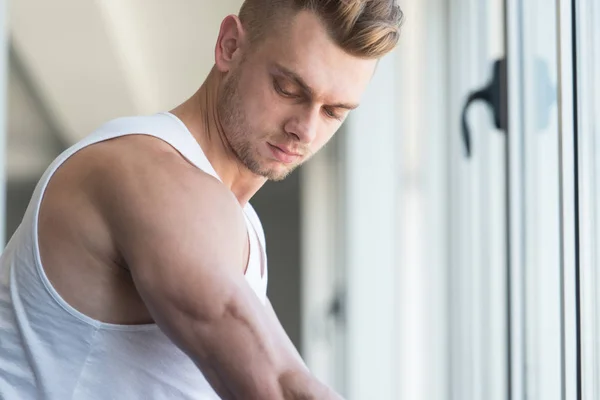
left=575, top=0, right=600, bottom=398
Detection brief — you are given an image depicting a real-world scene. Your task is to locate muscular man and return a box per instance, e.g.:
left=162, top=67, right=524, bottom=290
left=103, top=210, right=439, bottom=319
left=0, top=1, right=402, bottom=398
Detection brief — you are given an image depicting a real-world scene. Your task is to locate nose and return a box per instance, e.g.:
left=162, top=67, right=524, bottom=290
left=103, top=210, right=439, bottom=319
left=283, top=106, right=320, bottom=145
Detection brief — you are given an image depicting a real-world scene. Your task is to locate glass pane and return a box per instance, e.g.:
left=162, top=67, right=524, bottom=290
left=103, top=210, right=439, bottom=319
left=576, top=0, right=600, bottom=398
left=520, top=1, right=563, bottom=399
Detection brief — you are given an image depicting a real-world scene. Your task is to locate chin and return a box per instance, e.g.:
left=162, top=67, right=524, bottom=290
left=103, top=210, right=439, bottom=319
left=244, top=153, right=299, bottom=181
left=262, top=164, right=295, bottom=181
left=261, top=168, right=289, bottom=182
left=267, top=173, right=289, bottom=182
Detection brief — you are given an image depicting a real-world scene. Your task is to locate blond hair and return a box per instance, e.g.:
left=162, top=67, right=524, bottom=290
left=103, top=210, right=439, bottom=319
left=239, top=0, right=404, bottom=58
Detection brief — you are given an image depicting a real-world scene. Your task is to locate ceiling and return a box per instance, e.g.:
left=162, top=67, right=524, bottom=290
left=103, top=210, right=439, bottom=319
left=8, top=0, right=243, bottom=145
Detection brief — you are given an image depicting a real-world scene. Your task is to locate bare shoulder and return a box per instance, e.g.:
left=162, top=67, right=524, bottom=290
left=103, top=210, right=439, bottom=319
left=96, top=135, right=244, bottom=231
left=71, top=135, right=248, bottom=272
left=86, top=135, right=240, bottom=216
left=86, top=135, right=226, bottom=201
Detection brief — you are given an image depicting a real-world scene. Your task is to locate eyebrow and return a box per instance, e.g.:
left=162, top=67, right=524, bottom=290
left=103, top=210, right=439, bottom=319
left=272, top=63, right=359, bottom=110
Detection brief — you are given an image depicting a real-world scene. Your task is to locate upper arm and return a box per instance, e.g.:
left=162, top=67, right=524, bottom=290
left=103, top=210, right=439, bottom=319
left=86, top=139, right=283, bottom=397
left=85, top=137, right=334, bottom=399
left=93, top=139, right=249, bottom=328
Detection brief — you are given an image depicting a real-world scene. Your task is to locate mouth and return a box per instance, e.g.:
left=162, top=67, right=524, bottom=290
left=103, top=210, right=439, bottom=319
left=267, top=143, right=302, bottom=164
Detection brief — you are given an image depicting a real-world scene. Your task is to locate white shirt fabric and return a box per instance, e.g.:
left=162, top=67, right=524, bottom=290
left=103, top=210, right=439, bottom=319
left=0, top=112, right=268, bottom=399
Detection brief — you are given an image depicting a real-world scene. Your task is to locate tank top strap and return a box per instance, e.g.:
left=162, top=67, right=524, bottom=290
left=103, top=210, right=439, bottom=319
left=87, top=112, right=222, bottom=183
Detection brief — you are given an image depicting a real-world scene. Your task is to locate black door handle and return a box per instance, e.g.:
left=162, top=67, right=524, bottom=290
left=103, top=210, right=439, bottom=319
left=461, top=58, right=508, bottom=157
left=461, top=57, right=556, bottom=158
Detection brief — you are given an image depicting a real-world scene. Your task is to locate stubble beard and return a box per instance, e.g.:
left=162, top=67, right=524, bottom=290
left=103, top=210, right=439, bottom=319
left=217, top=71, right=299, bottom=182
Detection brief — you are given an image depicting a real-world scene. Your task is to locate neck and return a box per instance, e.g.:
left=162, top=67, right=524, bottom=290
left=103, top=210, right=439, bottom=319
left=170, top=67, right=267, bottom=206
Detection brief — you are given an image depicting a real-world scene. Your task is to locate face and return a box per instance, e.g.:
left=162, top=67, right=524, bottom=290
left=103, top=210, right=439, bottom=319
left=216, top=11, right=377, bottom=181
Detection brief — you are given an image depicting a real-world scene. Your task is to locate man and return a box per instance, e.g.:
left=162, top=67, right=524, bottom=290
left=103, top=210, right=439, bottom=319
left=0, top=0, right=402, bottom=398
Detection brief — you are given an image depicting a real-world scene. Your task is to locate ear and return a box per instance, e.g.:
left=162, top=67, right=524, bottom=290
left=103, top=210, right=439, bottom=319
left=215, top=15, right=246, bottom=73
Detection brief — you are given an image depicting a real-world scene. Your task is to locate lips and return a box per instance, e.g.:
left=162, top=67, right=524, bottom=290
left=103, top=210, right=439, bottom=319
left=268, top=143, right=302, bottom=164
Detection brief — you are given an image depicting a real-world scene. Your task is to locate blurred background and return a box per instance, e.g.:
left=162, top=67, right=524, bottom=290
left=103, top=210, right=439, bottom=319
left=1, top=1, right=599, bottom=399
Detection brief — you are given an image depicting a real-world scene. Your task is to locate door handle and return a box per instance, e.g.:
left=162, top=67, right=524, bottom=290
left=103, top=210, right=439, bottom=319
left=461, top=58, right=508, bottom=157
left=461, top=57, right=556, bottom=157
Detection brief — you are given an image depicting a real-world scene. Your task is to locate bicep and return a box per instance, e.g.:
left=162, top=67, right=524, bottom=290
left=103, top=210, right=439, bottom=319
left=105, top=170, right=250, bottom=339
left=99, top=165, right=290, bottom=397
left=127, top=231, right=281, bottom=398
left=128, top=239, right=287, bottom=398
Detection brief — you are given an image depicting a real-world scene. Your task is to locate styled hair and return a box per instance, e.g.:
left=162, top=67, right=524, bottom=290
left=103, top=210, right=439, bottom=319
left=238, top=0, right=404, bottom=58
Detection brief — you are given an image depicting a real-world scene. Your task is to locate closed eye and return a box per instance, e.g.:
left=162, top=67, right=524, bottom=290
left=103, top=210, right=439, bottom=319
left=273, top=78, right=297, bottom=98
left=323, top=107, right=343, bottom=121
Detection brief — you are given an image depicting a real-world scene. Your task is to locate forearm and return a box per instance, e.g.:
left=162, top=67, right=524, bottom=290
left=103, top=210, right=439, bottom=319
left=279, top=370, right=344, bottom=400
left=152, top=278, right=337, bottom=399
left=264, top=299, right=306, bottom=367
left=265, top=301, right=343, bottom=399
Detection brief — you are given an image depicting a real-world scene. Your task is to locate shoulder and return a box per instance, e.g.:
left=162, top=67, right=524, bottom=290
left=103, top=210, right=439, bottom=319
left=100, top=135, right=242, bottom=214
left=69, top=135, right=228, bottom=207
left=73, top=135, right=248, bottom=266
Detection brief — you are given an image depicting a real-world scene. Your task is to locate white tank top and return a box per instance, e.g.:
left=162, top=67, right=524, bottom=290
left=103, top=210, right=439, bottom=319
left=0, top=112, right=269, bottom=399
